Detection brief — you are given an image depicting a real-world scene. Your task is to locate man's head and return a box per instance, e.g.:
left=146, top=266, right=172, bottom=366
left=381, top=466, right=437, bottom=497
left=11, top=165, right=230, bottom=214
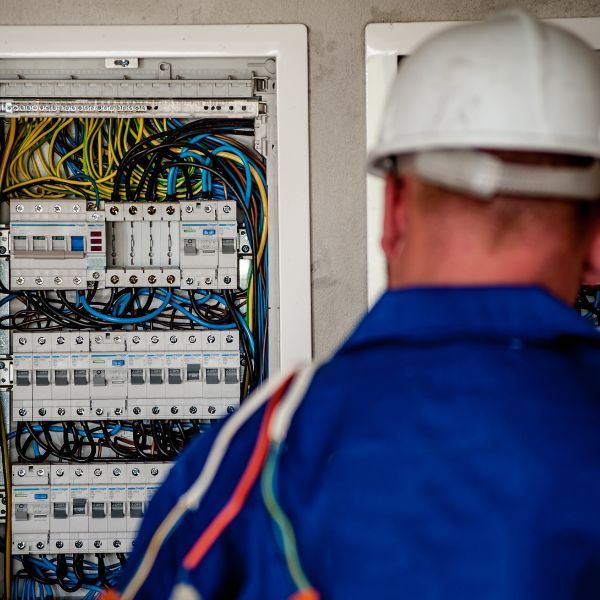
left=368, top=10, right=600, bottom=302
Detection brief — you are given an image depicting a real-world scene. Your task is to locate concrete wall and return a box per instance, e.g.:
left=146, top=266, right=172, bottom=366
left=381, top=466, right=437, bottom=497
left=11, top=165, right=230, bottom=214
left=2, top=0, right=599, bottom=359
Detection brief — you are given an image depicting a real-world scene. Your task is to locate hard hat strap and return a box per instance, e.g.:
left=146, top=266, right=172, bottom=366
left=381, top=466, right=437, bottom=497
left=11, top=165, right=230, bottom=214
left=406, top=150, right=600, bottom=201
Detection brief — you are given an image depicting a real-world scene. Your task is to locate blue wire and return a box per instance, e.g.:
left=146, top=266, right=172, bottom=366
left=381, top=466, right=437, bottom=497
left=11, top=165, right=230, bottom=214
left=0, top=293, right=15, bottom=307
left=77, top=289, right=172, bottom=324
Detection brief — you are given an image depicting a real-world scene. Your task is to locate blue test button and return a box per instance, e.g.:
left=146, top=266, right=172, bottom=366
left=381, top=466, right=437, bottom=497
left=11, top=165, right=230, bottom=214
left=71, top=236, right=84, bottom=252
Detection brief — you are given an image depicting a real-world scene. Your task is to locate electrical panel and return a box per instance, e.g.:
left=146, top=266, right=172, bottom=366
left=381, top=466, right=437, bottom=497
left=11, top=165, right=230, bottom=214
left=0, top=53, right=277, bottom=597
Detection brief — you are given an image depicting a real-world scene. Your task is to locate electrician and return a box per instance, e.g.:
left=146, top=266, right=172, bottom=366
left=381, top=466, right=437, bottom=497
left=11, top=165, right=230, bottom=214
left=109, top=9, right=600, bottom=600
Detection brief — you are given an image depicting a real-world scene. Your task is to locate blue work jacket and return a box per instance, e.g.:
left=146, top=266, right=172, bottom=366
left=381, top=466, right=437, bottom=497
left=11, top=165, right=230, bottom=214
left=117, top=286, right=600, bottom=599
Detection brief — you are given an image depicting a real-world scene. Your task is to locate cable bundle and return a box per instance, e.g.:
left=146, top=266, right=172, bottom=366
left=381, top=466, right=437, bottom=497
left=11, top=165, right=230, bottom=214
left=13, top=553, right=123, bottom=599
left=13, top=420, right=209, bottom=463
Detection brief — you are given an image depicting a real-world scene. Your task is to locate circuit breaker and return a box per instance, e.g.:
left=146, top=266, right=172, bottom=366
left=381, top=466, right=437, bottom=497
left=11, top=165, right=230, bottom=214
left=0, top=49, right=278, bottom=597
left=13, top=462, right=172, bottom=554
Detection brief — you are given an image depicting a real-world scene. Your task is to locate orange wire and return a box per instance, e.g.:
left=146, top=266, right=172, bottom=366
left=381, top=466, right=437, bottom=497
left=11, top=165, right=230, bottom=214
left=182, top=374, right=295, bottom=571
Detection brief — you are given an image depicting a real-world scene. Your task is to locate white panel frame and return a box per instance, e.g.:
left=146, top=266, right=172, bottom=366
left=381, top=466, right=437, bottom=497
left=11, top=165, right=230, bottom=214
left=366, top=18, right=600, bottom=306
left=0, top=24, right=312, bottom=371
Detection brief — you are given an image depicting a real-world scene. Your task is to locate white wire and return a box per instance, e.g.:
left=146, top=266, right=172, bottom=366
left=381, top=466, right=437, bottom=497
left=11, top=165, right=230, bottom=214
left=269, top=363, right=319, bottom=445
left=120, top=368, right=296, bottom=600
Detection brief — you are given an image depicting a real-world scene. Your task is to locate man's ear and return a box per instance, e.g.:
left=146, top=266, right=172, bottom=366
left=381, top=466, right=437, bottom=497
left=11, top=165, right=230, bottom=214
left=381, top=171, right=410, bottom=262
left=582, top=217, right=600, bottom=285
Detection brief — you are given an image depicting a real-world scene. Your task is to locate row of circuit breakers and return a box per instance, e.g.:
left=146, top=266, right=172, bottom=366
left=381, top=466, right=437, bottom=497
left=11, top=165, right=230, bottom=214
left=13, top=330, right=240, bottom=421
left=7, top=198, right=244, bottom=290
left=11, top=462, right=172, bottom=554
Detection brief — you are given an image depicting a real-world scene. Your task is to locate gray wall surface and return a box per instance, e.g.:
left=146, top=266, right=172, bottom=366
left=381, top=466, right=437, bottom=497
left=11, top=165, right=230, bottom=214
left=2, top=0, right=600, bottom=359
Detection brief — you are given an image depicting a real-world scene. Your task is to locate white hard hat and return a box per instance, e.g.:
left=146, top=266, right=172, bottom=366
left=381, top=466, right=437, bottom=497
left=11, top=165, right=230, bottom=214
left=368, top=10, right=600, bottom=200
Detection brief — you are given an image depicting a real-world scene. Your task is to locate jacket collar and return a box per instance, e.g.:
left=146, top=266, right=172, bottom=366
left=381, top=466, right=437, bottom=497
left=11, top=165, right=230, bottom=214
left=340, top=286, right=600, bottom=353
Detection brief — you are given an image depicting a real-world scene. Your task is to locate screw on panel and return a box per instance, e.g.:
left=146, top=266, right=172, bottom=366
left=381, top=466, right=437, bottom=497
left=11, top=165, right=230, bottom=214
left=129, top=275, right=138, bottom=285
left=76, top=408, right=84, bottom=416
left=57, top=408, right=65, bottom=416
left=36, top=542, right=45, bottom=550
left=147, top=275, right=157, bottom=284
left=114, top=408, right=123, bottom=416
left=53, top=205, right=62, bottom=213
left=16, top=277, right=24, bottom=285
left=17, top=542, right=26, bottom=550
left=73, top=277, right=82, bottom=285
left=185, top=205, right=193, bottom=213
left=76, top=336, right=84, bottom=344
left=188, top=335, right=196, bottom=344
left=129, top=206, right=138, bottom=215
left=114, top=59, right=130, bottom=67
left=113, top=540, right=122, bottom=548
left=166, top=275, right=176, bottom=284
left=185, top=277, right=194, bottom=285
left=131, top=468, right=140, bottom=477
left=171, top=406, right=179, bottom=414
left=166, top=206, right=175, bottom=215
left=56, top=541, right=64, bottom=549
left=18, top=337, right=27, bottom=345
left=34, top=204, right=43, bottom=213
left=169, top=335, right=177, bottom=344
left=110, top=206, right=119, bottom=215
left=94, top=336, right=102, bottom=344
left=132, top=336, right=140, bottom=344
left=223, top=205, right=231, bottom=214
left=57, top=336, right=65, bottom=345
left=94, top=468, right=102, bottom=477
left=133, top=407, right=141, bottom=415
left=150, top=336, right=159, bottom=344
left=227, top=406, right=235, bottom=414
left=36, top=469, right=45, bottom=477
left=92, top=271, right=100, bottom=279
left=94, top=540, right=102, bottom=549
left=91, top=213, right=100, bottom=221
left=75, top=540, right=83, bottom=549
left=110, top=275, right=120, bottom=284
left=35, top=277, right=44, bottom=286
left=18, top=409, right=26, bottom=416
left=114, top=335, right=122, bottom=343
left=147, top=205, right=156, bottom=215
left=15, top=204, right=24, bottom=213
left=204, top=277, right=213, bottom=286
left=152, top=407, right=160, bottom=415
left=150, top=468, right=159, bottom=476
left=189, top=406, right=197, bottom=414
left=223, top=276, right=232, bottom=285
left=226, top=335, right=234, bottom=344
left=204, top=205, right=212, bottom=214
left=96, top=408, right=104, bottom=416
left=37, top=336, right=46, bottom=345
left=17, top=469, right=25, bottom=477
left=113, top=468, right=121, bottom=476
left=72, top=205, right=81, bottom=213
left=56, top=469, right=64, bottom=477
left=208, top=406, right=216, bottom=415
left=207, top=335, right=216, bottom=344
left=74, top=468, right=83, bottom=477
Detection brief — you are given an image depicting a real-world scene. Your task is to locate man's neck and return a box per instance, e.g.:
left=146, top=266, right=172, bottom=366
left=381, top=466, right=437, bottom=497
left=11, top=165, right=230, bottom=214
left=388, top=243, right=582, bottom=303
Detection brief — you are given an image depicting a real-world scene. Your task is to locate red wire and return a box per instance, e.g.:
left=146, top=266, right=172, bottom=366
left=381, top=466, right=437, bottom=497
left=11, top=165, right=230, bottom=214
left=182, top=373, right=296, bottom=571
